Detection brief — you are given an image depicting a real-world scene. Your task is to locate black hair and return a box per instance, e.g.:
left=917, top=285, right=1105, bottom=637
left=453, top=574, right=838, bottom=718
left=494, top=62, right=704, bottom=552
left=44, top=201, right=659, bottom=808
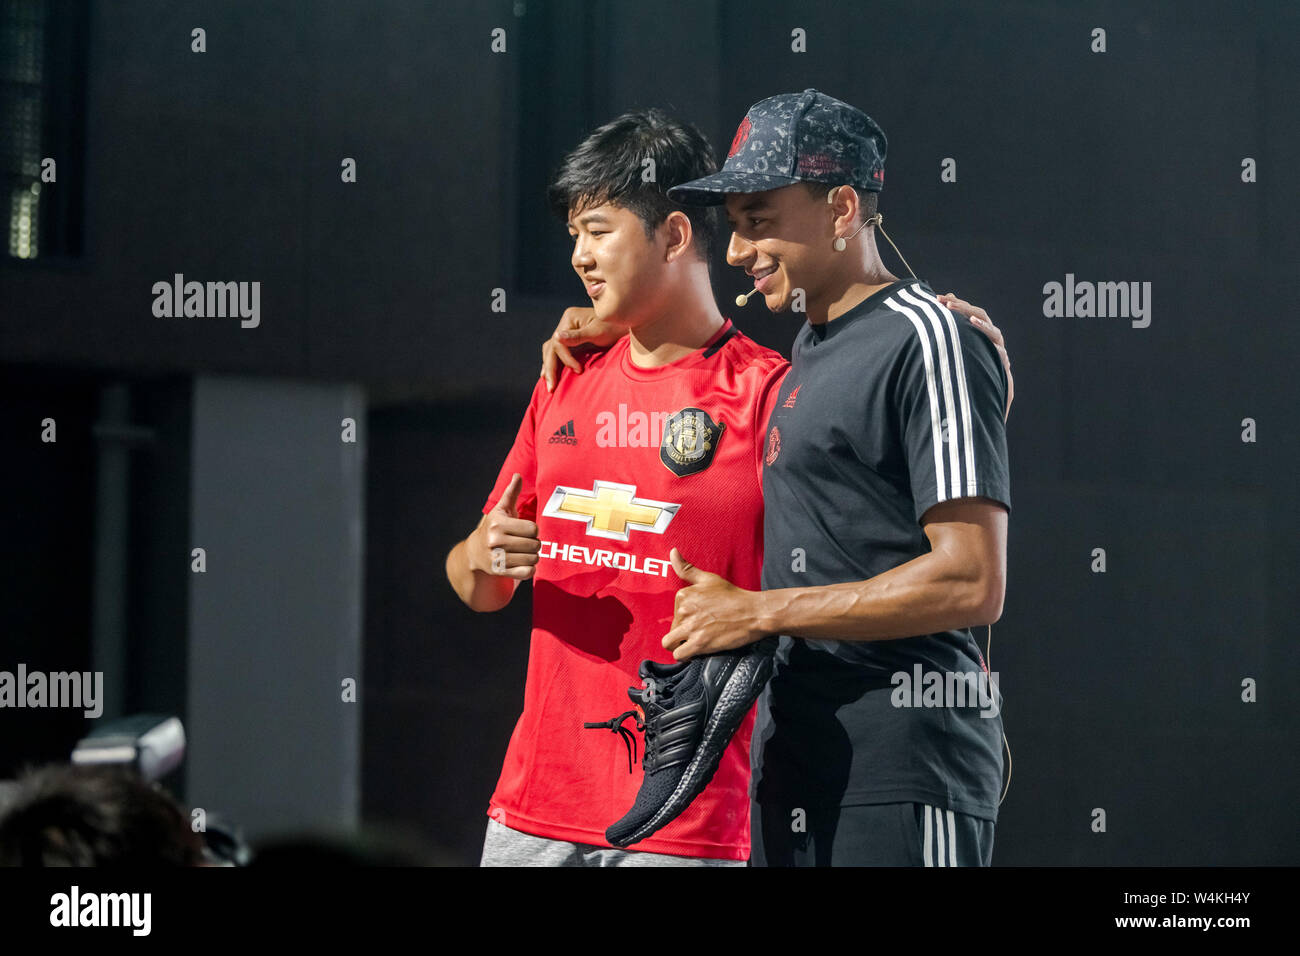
left=801, top=181, right=879, bottom=224
left=0, top=764, right=204, bottom=866
left=548, top=108, right=720, bottom=265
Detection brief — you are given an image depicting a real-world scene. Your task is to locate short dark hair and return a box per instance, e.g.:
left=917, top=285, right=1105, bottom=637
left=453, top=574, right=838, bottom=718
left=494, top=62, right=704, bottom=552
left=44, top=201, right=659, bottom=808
left=0, top=764, right=204, bottom=866
left=548, top=108, right=721, bottom=264
left=801, top=181, right=879, bottom=224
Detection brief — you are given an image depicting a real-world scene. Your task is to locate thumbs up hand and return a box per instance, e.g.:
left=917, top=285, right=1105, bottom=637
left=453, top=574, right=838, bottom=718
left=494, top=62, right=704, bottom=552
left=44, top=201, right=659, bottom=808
left=496, top=471, right=523, bottom=518
left=471, top=473, right=541, bottom=580
left=662, top=548, right=767, bottom=660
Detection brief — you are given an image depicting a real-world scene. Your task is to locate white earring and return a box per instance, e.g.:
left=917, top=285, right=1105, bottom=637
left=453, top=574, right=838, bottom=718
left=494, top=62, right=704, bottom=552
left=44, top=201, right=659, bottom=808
left=833, top=236, right=847, bottom=251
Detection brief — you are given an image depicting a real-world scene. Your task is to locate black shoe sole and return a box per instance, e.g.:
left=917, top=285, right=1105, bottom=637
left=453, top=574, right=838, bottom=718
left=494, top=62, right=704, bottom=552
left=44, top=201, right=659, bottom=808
left=608, top=647, right=775, bottom=847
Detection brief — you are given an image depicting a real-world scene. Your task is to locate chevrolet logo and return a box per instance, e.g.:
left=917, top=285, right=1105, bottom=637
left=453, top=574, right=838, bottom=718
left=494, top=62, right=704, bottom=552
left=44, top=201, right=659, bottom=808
left=541, top=480, right=679, bottom=541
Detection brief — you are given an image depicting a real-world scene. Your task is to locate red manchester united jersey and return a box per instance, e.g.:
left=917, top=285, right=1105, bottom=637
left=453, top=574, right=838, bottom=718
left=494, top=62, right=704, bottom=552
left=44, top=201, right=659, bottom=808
left=480, top=318, right=789, bottom=859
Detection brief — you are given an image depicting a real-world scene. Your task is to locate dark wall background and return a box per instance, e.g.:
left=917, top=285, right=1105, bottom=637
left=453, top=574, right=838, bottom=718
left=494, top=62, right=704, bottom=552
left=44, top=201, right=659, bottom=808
left=1, top=0, right=1296, bottom=864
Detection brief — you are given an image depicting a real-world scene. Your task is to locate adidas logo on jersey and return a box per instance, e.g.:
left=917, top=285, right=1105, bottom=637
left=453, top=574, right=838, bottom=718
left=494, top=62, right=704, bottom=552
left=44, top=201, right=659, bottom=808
left=548, top=420, right=578, bottom=445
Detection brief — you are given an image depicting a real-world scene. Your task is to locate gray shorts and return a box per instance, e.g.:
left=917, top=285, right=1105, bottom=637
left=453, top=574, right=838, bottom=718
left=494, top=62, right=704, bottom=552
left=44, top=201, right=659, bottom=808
left=479, top=817, right=745, bottom=867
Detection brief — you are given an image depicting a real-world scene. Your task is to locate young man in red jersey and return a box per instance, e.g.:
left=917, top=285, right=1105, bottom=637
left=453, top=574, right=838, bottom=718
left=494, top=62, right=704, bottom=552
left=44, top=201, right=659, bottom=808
left=445, top=109, right=787, bottom=865
left=537, top=93, right=1016, bottom=863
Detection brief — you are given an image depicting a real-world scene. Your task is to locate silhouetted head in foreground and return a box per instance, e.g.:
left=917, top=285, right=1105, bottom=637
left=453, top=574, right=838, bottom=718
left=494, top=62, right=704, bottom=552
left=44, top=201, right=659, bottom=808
left=0, top=763, right=203, bottom=866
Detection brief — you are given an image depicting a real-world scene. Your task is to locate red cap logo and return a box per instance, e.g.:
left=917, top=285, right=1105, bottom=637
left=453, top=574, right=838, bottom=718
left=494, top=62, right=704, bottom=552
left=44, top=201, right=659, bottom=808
left=728, top=116, right=752, bottom=158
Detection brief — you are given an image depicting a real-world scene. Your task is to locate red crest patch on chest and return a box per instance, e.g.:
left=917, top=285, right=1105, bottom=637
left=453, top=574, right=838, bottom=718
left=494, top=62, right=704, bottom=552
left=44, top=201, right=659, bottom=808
left=765, top=426, right=781, bottom=466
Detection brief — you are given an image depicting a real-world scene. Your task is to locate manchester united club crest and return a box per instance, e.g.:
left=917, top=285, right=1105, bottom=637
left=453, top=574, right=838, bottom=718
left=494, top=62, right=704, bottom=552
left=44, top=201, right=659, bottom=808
left=660, top=407, right=725, bottom=477
left=765, top=425, right=781, bottom=465
left=728, top=116, right=752, bottom=158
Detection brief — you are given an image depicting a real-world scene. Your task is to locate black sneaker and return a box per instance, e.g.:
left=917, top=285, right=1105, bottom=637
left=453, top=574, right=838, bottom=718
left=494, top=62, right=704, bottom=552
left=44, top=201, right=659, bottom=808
left=583, top=637, right=777, bottom=848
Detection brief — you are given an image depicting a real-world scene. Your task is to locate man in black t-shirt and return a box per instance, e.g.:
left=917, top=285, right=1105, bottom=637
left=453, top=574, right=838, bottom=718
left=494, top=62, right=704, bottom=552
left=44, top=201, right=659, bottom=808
left=663, top=89, right=1011, bottom=865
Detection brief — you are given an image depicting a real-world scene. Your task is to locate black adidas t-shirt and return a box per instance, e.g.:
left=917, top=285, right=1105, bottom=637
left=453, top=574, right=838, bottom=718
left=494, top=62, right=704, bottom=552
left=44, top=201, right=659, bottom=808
left=753, top=278, right=1011, bottom=822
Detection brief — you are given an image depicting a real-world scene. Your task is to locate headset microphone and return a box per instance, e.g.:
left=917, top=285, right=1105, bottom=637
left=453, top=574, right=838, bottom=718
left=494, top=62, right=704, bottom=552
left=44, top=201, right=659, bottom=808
left=735, top=199, right=920, bottom=309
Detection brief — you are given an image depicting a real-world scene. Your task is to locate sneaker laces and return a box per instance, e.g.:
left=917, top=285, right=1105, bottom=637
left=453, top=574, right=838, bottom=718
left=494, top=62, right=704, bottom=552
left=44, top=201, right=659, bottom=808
left=582, top=709, right=644, bottom=773
left=583, top=670, right=685, bottom=773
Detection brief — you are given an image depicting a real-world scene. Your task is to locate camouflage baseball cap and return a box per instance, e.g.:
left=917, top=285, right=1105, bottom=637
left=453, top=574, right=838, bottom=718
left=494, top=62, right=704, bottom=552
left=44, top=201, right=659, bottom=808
left=667, top=89, right=886, bottom=206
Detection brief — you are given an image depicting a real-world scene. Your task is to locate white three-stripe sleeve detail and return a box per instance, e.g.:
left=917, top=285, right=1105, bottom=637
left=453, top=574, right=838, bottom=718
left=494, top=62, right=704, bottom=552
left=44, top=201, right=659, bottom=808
left=910, top=287, right=978, bottom=496
left=946, top=809, right=958, bottom=866
left=944, top=309, right=977, bottom=496
left=886, top=298, right=947, bottom=503
left=899, top=287, right=962, bottom=499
